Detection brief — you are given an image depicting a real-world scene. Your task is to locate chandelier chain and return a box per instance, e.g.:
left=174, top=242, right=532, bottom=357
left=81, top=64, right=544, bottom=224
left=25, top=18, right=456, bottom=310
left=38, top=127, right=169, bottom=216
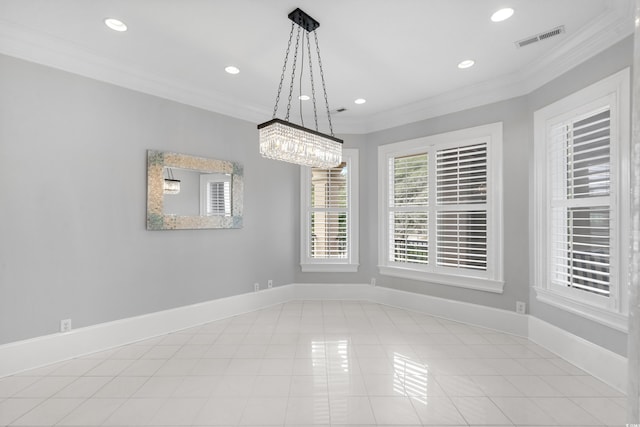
left=306, top=33, right=319, bottom=131
left=313, top=31, right=334, bottom=136
left=285, top=26, right=302, bottom=121
left=258, top=9, right=343, bottom=169
left=272, top=22, right=296, bottom=119
left=298, top=30, right=305, bottom=127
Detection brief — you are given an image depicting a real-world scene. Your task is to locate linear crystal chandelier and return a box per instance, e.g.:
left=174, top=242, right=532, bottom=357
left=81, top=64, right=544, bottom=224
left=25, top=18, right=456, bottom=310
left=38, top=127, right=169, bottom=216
left=258, top=8, right=342, bottom=168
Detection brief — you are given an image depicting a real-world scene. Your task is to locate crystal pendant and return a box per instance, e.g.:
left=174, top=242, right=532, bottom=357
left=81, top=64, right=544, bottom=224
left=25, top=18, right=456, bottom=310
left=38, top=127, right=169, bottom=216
left=258, top=119, right=342, bottom=168
left=163, top=179, right=181, bottom=194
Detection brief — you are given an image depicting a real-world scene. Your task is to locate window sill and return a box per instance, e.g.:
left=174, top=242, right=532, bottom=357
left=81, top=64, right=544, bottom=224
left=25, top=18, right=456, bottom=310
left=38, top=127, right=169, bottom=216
left=301, top=263, right=359, bottom=273
left=534, top=287, right=627, bottom=332
left=378, top=266, right=504, bottom=293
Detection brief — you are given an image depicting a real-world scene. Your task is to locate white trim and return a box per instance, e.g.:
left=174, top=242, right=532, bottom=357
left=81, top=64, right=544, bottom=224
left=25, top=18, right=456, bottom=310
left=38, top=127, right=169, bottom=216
left=0, top=283, right=628, bottom=394
left=534, top=287, right=628, bottom=332
left=0, top=286, right=292, bottom=379
left=354, top=1, right=633, bottom=133
left=300, top=149, right=359, bottom=272
left=288, top=283, right=523, bottom=333
left=518, top=0, right=634, bottom=96
left=368, top=285, right=525, bottom=336
left=300, top=263, right=359, bottom=273
left=377, top=122, right=503, bottom=291
left=533, top=68, right=631, bottom=329
left=290, top=283, right=374, bottom=301
left=378, top=266, right=504, bottom=293
left=0, top=283, right=521, bottom=378
left=529, top=316, right=627, bottom=392
left=290, top=283, right=526, bottom=336
left=0, top=20, right=269, bottom=125
left=0, top=1, right=632, bottom=134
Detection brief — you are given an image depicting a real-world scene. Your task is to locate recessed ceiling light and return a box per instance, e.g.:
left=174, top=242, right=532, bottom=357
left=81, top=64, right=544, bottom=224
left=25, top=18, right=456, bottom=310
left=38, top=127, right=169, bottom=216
left=491, top=8, right=514, bottom=22
left=104, top=18, right=127, bottom=32
left=298, top=95, right=310, bottom=101
left=224, top=66, right=240, bottom=75
left=457, top=59, right=475, bottom=69
left=354, top=98, right=366, bottom=104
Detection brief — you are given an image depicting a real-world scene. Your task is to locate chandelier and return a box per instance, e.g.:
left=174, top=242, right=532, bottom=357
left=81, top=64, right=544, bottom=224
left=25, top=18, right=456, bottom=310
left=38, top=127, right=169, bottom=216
left=163, top=168, right=180, bottom=194
left=258, top=8, right=342, bottom=168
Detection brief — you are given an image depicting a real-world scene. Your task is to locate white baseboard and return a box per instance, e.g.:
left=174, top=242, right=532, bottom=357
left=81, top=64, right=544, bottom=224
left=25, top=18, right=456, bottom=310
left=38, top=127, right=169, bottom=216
left=289, top=283, right=529, bottom=336
left=0, top=285, right=292, bottom=378
left=529, top=316, right=627, bottom=392
left=0, top=283, right=627, bottom=394
left=291, top=283, right=373, bottom=301
left=369, top=285, right=528, bottom=336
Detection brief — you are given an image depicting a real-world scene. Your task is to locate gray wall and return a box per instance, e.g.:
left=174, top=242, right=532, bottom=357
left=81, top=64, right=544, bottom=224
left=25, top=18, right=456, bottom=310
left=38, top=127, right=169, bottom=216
left=0, top=35, right=632, bottom=356
left=526, top=36, right=633, bottom=356
left=295, top=36, right=633, bottom=356
left=0, top=54, right=298, bottom=345
left=296, top=98, right=531, bottom=314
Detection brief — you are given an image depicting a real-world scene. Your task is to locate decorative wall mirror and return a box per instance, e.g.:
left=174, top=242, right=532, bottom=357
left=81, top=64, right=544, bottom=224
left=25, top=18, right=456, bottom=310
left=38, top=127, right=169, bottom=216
left=147, top=150, right=243, bottom=230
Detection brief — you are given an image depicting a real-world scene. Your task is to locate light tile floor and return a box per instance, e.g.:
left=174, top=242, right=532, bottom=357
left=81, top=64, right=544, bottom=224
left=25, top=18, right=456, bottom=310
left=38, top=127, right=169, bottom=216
left=0, top=301, right=628, bottom=426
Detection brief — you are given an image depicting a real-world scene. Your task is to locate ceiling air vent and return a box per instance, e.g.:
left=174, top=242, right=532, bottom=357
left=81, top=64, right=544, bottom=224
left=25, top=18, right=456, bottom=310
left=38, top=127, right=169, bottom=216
left=515, top=25, right=565, bottom=48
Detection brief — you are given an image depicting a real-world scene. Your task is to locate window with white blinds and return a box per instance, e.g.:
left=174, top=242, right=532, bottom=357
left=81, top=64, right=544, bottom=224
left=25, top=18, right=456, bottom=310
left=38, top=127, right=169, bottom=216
left=301, top=149, right=359, bottom=272
left=533, top=68, right=630, bottom=330
left=378, top=123, right=503, bottom=293
left=436, top=144, right=488, bottom=271
left=310, top=162, right=348, bottom=259
left=389, top=153, right=429, bottom=265
left=199, top=173, right=231, bottom=217
left=549, top=108, right=611, bottom=297
left=207, top=181, right=231, bottom=216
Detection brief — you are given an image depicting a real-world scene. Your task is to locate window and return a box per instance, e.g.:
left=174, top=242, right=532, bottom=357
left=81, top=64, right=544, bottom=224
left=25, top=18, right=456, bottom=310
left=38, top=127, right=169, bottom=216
left=389, top=153, right=429, bottom=265
left=533, top=68, right=630, bottom=331
left=436, top=144, right=489, bottom=271
left=301, top=148, right=359, bottom=272
left=200, top=173, right=231, bottom=216
left=378, top=123, right=503, bottom=292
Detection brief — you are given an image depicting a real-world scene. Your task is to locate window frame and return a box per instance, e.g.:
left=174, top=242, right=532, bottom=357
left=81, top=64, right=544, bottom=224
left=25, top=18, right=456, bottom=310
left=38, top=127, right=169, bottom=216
left=533, top=68, right=630, bottom=332
left=378, top=123, right=504, bottom=293
left=199, top=173, right=232, bottom=216
left=300, top=148, right=359, bottom=272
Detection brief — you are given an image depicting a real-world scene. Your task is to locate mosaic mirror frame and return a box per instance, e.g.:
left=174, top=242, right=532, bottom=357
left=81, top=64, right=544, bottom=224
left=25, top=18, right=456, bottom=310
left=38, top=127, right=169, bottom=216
left=146, top=150, right=243, bottom=230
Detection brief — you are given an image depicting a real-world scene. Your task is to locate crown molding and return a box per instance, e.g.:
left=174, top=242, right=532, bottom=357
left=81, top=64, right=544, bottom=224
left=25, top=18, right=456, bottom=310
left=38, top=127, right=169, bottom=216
left=359, top=0, right=634, bottom=133
left=0, top=20, right=270, bottom=124
left=359, top=72, right=525, bottom=133
left=518, top=0, right=634, bottom=94
left=0, top=0, right=633, bottom=134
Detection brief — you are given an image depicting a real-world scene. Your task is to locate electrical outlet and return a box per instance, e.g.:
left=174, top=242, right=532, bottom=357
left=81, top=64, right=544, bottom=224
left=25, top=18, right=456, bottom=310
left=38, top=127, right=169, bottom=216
left=267, top=280, right=273, bottom=289
left=516, top=301, right=526, bottom=314
left=60, top=318, right=72, bottom=333
left=254, top=283, right=260, bottom=292
left=370, top=278, right=376, bottom=287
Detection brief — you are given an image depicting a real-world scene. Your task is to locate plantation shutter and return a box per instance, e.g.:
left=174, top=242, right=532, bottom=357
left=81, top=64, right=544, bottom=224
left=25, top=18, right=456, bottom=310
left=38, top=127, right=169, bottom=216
left=310, top=162, right=348, bottom=259
left=389, top=153, right=429, bottom=264
left=549, top=107, right=611, bottom=296
left=436, top=143, right=488, bottom=271
left=208, top=181, right=231, bottom=216
left=200, top=174, right=232, bottom=217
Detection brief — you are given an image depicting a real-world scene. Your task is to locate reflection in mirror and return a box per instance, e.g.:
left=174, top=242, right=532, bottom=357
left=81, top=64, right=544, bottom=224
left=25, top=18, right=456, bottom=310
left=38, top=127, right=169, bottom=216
left=199, top=173, right=231, bottom=216
left=147, top=150, right=243, bottom=230
left=161, top=168, right=232, bottom=217
left=163, top=167, right=181, bottom=195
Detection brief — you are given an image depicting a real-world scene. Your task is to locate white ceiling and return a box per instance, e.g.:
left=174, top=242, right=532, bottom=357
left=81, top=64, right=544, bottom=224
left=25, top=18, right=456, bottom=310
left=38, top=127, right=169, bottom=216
left=0, top=0, right=633, bottom=133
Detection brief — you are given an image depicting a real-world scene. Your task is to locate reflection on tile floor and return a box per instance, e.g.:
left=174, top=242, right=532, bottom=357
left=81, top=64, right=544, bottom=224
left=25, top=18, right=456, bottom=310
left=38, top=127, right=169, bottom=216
left=0, top=301, right=628, bottom=426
